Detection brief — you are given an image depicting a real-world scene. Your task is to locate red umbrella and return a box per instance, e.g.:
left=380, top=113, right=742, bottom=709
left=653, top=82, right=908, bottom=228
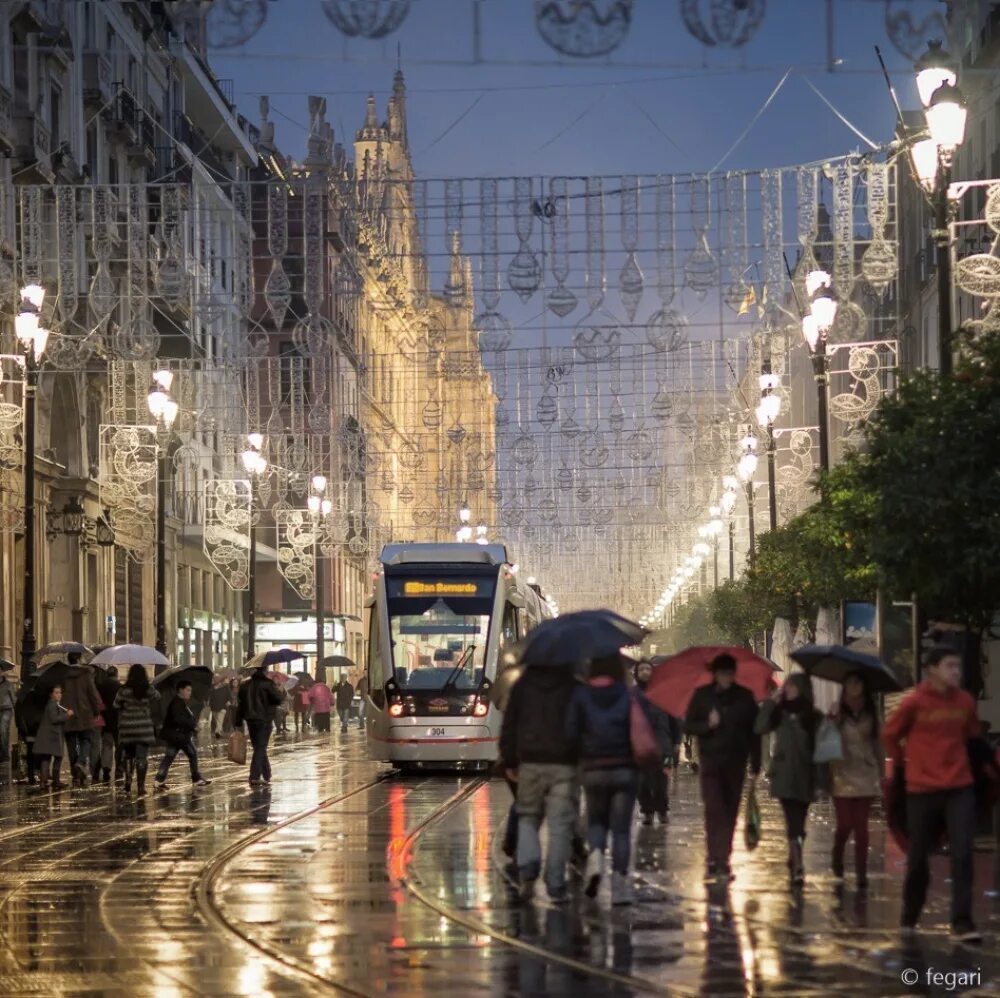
left=646, top=645, right=779, bottom=717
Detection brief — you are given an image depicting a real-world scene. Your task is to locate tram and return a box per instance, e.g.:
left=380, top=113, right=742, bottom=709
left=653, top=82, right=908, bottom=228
left=364, top=542, right=552, bottom=769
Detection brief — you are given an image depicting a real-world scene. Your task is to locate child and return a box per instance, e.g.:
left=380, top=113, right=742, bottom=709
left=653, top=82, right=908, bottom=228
left=34, top=685, right=73, bottom=789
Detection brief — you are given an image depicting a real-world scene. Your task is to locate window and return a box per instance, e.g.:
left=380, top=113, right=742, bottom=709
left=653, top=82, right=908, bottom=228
left=367, top=606, right=384, bottom=707
left=49, top=83, right=61, bottom=147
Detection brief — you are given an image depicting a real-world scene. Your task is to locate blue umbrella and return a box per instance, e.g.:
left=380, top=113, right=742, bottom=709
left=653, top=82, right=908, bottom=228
left=791, top=643, right=903, bottom=693
left=511, top=609, right=646, bottom=668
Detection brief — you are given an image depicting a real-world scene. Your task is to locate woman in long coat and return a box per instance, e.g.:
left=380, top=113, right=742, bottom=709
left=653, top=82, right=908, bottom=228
left=114, top=664, right=160, bottom=797
left=755, top=673, right=823, bottom=886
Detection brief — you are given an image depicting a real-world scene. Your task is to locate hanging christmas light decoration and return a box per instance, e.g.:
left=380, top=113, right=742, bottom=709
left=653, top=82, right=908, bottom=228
left=535, top=1, right=633, bottom=58
left=201, top=0, right=269, bottom=49
left=321, top=0, right=412, bottom=39
left=680, top=0, right=766, bottom=49
left=883, top=0, right=949, bottom=60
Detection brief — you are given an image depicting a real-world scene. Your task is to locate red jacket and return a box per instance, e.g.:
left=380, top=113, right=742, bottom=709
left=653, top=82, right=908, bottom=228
left=883, top=681, right=981, bottom=793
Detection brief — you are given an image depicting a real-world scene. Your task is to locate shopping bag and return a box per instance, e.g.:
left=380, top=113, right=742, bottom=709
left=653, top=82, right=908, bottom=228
left=813, top=717, right=845, bottom=764
left=629, top=694, right=660, bottom=769
left=744, top=785, right=761, bottom=851
left=227, top=729, right=247, bottom=765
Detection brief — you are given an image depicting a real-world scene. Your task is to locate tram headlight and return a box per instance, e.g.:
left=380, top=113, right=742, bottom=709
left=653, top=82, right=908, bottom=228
left=473, top=700, right=489, bottom=717
left=389, top=703, right=404, bottom=717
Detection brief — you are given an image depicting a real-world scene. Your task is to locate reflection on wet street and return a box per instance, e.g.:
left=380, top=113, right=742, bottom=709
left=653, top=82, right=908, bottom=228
left=0, top=733, right=998, bottom=996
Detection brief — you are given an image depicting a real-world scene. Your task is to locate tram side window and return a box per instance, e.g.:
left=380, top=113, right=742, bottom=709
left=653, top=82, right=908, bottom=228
left=367, top=608, right=385, bottom=708
left=499, top=603, right=519, bottom=673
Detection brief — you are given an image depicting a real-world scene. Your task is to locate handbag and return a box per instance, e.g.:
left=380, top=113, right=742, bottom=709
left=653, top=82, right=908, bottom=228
left=227, top=729, right=247, bottom=765
left=813, top=717, right=845, bottom=764
left=744, top=785, right=761, bottom=851
left=629, top=694, right=660, bottom=768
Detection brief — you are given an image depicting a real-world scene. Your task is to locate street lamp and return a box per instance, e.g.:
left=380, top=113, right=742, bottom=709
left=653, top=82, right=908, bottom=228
left=801, top=269, right=836, bottom=473
left=456, top=500, right=473, bottom=542
left=308, top=474, right=331, bottom=680
left=147, top=370, right=178, bottom=658
left=737, top=429, right=758, bottom=568
left=721, top=474, right=738, bottom=580
left=475, top=522, right=489, bottom=545
left=756, top=372, right=782, bottom=532
left=15, top=283, right=49, bottom=679
left=910, top=41, right=967, bottom=376
left=241, top=433, right=268, bottom=657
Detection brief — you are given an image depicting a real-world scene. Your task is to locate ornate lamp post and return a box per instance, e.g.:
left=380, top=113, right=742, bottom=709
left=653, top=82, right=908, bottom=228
left=15, top=284, right=49, bottom=679
left=911, top=41, right=967, bottom=376
left=455, top=500, right=472, bottom=542
left=802, top=270, right=837, bottom=473
left=756, top=372, right=782, bottom=532
left=737, top=429, right=759, bottom=569
left=147, top=370, right=179, bottom=657
left=721, top=475, right=739, bottom=580
left=241, top=433, right=268, bottom=658
left=307, top=475, right=332, bottom=678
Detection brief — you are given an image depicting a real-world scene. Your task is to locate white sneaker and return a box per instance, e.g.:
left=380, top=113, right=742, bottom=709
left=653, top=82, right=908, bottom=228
left=611, top=872, right=633, bottom=906
left=584, top=849, right=604, bottom=899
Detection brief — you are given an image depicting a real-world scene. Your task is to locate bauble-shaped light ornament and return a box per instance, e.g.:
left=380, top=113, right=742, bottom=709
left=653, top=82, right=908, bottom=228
left=535, top=1, right=633, bottom=58
left=321, top=0, right=411, bottom=39
left=680, top=0, right=766, bottom=48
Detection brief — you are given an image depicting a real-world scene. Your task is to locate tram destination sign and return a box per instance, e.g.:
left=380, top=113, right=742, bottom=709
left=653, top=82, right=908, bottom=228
left=394, top=580, right=485, bottom=597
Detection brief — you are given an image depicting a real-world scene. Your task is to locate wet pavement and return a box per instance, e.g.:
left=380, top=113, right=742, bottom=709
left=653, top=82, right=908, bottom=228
left=0, top=732, right=998, bottom=997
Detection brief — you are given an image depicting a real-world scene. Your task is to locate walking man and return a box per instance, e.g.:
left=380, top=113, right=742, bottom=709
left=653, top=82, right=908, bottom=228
left=633, top=660, right=677, bottom=825
left=61, top=658, right=102, bottom=787
left=499, top=664, right=579, bottom=904
left=209, top=676, right=231, bottom=738
left=884, top=646, right=983, bottom=943
left=94, top=666, right=122, bottom=783
left=236, top=665, right=285, bottom=786
left=685, top=653, right=761, bottom=883
left=153, top=681, right=211, bottom=791
left=0, top=665, right=16, bottom=783
left=335, top=677, right=354, bottom=733
left=357, top=675, right=368, bottom=729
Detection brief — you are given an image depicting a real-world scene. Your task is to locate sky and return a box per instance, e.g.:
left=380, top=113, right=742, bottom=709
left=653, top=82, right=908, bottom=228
left=209, top=0, right=943, bottom=180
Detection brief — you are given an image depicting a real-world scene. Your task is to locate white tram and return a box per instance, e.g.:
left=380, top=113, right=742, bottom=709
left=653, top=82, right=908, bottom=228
left=364, top=543, right=552, bottom=769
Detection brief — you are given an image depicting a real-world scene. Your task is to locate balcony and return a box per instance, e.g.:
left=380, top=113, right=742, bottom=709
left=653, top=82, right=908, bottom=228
left=13, top=110, right=52, bottom=182
left=112, top=88, right=155, bottom=165
left=82, top=52, right=113, bottom=109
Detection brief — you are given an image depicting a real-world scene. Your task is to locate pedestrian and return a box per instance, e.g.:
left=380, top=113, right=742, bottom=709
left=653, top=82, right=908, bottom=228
left=884, top=646, right=983, bottom=943
left=115, top=664, right=160, bottom=796
left=226, top=678, right=240, bottom=733
left=357, top=674, right=369, bottom=729
left=566, top=652, right=637, bottom=906
left=34, top=684, right=71, bottom=789
left=209, top=676, right=231, bottom=738
left=153, top=681, right=211, bottom=791
left=235, top=665, right=284, bottom=786
left=335, top=677, right=354, bottom=733
left=755, top=673, right=823, bottom=887
left=95, top=666, right=122, bottom=783
left=498, top=661, right=579, bottom=904
left=292, top=682, right=311, bottom=733
left=684, top=653, right=762, bottom=884
left=829, top=671, right=881, bottom=889
left=61, top=657, right=103, bottom=787
left=633, top=659, right=677, bottom=826
left=308, top=679, right=333, bottom=732
left=14, top=673, right=43, bottom=785
left=0, top=666, right=15, bottom=783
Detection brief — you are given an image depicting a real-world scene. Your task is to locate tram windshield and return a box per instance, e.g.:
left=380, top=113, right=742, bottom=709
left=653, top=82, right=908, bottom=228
left=385, top=576, right=495, bottom=691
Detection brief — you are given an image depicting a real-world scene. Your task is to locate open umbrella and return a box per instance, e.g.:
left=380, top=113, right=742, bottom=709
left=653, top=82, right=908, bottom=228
left=35, top=641, right=91, bottom=660
left=151, top=664, right=213, bottom=703
left=791, top=643, right=903, bottom=694
left=293, top=670, right=315, bottom=688
left=646, top=645, right=779, bottom=718
left=0, top=658, right=15, bottom=672
left=510, top=609, right=646, bottom=667
left=489, top=664, right=524, bottom=712
left=267, top=671, right=298, bottom=689
left=91, top=644, right=170, bottom=668
left=244, top=648, right=307, bottom=671
left=32, top=661, right=92, bottom=698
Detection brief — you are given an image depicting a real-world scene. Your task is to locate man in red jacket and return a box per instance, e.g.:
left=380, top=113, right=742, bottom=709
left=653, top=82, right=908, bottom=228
left=883, top=646, right=982, bottom=943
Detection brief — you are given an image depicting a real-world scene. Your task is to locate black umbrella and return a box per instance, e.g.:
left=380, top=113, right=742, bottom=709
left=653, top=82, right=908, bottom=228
left=322, top=655, right=355, bottom=672
left=0, top=658, right=15, bottom=672
left=293, top=670, right=315, bottom=688
left=244, top=648, right=307, bottom=671
left=489, top=664, right=524, bottom=711
left=791, top=643, right=904, bottom=694
left=511, top=609, right=647, bottom=668
left=151, top=665, right=214, bottom=703
left=31, top=661, right=82, bottom=696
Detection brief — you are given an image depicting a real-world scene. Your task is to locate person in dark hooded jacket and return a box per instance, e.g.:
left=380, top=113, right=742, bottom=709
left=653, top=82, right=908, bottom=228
left=499, top=663, right=579, bottom=904
left=633, top=660, right=678, bottom=824
left=566, top=653, right=637, bottom=906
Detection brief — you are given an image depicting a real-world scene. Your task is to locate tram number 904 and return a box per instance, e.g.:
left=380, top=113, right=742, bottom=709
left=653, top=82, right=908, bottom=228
left=428, top=727, right=446, bottom=738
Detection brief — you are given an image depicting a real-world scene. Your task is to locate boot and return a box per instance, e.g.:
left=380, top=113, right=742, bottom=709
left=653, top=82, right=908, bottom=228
left=123, top=758, right=133, bottom=793
left=856, top=846, right=868, bottom=890
left=611, top=872, right=633, bottom=906
left=102, top=768, right=111, bottom=784
left=789, top=837, right=805, bottom=886
left=136, top=762, right=148, bottom=797
left=831, top=844, right=845, bottom=880
left=38, top=759, right=50, bottom=788
left=584, top=848, right=604, bottom=899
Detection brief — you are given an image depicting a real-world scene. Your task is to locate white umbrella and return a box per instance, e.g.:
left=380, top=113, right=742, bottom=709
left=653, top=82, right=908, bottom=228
left=91, top=644, right=170, bottom=668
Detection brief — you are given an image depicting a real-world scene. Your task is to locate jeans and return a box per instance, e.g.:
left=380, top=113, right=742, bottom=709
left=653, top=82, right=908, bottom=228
left=99, top=731, right=116, bottom=774
left=637, top=765, right=668, bottom=816
left=583, top=767, right=638, bottom=875
left=699, top=762, right=746, bottom=869
left=211, top=709, right=227, bottom=735
left=0, top=708, right=12, bottom=763
left=65, top=731, right=93, bottom=774
left=903, top=786, right=976, bottom=926
left=833, top=796, right=874, bottom=878
left=357, top=701, right=366, bottom=728
left=337, top=708, right=350, bottom=731
left=247, top=719, right=272, bottom=782
left=156, top=737, right=202, bottom=783
left=516, top=762, right=578, bottom=896
left=780, top=799, right=810, bottom=840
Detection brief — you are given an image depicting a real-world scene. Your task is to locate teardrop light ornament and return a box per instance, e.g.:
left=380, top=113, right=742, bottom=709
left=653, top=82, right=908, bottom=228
left=321, top=0, right=412, bottom=39
left=535, top=1, right=633, bottom=58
